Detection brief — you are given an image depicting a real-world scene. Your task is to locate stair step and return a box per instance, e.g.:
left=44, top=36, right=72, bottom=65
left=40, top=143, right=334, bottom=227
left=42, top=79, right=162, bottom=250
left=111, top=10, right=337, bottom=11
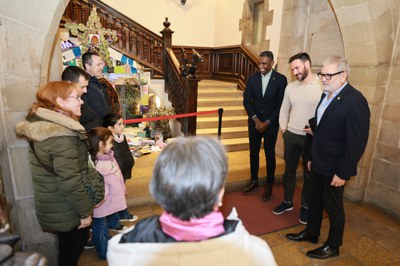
left=197, top=79, right=248, bottom=152
left=197, top=116, right=248, bottom=129
left=198, top=98, right=243, bottom=107
left=197, top=126, right=248, bottom=139
left=221, top=137, right=249, bottom=152
left=197, top=106, right=247, bottom=117
left=198, top=90, right=243, bottom=97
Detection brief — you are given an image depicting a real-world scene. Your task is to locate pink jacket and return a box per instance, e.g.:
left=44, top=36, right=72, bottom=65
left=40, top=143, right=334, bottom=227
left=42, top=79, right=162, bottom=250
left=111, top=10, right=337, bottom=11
left=93, top=150, right=127, bottom=218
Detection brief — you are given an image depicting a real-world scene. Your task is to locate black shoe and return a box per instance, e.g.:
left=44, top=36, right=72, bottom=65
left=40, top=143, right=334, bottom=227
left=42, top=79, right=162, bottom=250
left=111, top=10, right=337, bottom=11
left=262, top=183, right=272, bottom=201
left=84, top=238, right=95, bottom=250
left=306, top=244, right=339, bottom=259
left=299, top=207, right=309, bottom=224
left=273, top=201, right=293, bottom=214
left=242, top=180, right=258, bottom=194
left=286, top=230, right=318, bottom=243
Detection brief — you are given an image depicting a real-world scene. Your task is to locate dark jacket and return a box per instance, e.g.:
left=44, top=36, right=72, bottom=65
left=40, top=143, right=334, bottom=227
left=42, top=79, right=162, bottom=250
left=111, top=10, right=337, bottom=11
left=119, top=215, right=238, bottom=243
left=16, top=108, right=92, bottom=232
left=311, top=83, right=370, bottom=180
left=113, top=135, right=134, bottom=180
left=243, top=70, right=287, bottom=126
left=80, top=76, right=110, bottom=130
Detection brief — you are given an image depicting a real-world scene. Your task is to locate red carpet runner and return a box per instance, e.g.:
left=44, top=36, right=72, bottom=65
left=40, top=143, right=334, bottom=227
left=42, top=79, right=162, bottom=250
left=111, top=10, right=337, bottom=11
left=220, top=183, right=304, bottom=235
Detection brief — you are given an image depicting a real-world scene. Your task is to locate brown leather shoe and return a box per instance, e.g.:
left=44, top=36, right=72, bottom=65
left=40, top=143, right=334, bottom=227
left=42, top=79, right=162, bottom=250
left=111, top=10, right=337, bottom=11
left=306, top=244, right=339, bottom=259
left=262, top=183, right=272, bottom=201
left=242, top=180, right=258, bottom=194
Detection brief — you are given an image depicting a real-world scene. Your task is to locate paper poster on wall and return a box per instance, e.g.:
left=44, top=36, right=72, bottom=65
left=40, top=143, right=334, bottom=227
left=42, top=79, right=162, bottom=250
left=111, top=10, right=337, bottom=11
left=62, top=49, right=76, bottom=63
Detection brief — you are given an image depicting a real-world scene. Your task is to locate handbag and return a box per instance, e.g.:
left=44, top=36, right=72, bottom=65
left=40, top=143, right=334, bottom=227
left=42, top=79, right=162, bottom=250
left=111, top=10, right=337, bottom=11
left=29, top=142, right=104, bottom=206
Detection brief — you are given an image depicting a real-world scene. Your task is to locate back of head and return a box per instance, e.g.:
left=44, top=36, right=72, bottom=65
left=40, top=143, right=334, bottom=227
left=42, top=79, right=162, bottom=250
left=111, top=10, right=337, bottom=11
left=61, top=66, right=90, bottom=82
left=289, top=52, right=311, bottom=65
left=28, top=81, right=80, bottom=120
left=87, top=127, right=113, bottom=163
left=103, top=113, right=122, bottom=128
left=150, top=136, right=228, bottom=221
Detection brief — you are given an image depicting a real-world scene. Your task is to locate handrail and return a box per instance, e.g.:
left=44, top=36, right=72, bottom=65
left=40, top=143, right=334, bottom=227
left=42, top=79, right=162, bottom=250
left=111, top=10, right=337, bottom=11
left=61, top=0, right=164, bottom=78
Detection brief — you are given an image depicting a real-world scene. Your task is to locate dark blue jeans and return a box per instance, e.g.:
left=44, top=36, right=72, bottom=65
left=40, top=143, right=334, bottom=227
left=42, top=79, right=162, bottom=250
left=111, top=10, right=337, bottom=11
left=92, top=217, right=110, bottom=260
left=106, top=209, right=131, bottom=229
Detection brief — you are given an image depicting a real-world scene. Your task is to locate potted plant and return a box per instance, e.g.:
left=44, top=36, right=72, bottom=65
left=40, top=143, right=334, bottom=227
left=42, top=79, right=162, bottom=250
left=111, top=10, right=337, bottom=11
left=146, top=106, right=175, bottom=139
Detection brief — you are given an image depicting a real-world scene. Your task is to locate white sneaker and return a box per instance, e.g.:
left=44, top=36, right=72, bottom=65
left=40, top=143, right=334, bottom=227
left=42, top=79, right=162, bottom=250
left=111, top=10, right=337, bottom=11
left=120, top=215, right=138, bottom=223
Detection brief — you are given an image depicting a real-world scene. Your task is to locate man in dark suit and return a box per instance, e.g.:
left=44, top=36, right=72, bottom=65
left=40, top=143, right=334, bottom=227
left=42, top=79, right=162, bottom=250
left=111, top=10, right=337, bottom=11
left=286, top=55, right=370, bottom=259
left=242, top=51, right=287, bottom=201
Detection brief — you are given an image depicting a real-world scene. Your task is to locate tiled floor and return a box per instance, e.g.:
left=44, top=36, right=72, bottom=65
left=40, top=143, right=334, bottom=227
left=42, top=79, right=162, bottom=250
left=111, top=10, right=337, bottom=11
left=78, top=150, right=400, bottom=265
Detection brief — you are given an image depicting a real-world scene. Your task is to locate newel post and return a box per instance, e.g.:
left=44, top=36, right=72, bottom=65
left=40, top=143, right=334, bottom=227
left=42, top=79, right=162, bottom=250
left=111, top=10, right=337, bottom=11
left=160, top=17, right=174, bottom=81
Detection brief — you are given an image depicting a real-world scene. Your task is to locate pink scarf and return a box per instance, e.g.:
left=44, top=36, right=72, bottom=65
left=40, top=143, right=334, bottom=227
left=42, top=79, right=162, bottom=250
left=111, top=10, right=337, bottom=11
left=159, top=211, right=225, bottom=241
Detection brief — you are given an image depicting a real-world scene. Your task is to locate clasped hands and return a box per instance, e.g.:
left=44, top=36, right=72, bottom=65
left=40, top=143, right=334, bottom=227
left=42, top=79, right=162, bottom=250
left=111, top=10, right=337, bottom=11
left=254, top=118, right=268, bottom=133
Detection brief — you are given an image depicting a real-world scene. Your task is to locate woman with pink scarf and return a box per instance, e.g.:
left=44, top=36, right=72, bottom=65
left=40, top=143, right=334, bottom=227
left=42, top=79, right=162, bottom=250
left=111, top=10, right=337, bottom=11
left=107, top=136, right=277, bottom=266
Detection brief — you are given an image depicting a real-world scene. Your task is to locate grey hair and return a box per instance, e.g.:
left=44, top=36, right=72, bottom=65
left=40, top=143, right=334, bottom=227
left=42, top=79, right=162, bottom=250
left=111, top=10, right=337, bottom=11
left=323, top=55, right=350, bottom=76
left=149, top=136, right=228, bottom=221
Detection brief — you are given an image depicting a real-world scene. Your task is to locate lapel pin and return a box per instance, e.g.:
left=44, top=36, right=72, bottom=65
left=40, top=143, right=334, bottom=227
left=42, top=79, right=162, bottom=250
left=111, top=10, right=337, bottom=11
left=337, top=97, right=341, bottom=100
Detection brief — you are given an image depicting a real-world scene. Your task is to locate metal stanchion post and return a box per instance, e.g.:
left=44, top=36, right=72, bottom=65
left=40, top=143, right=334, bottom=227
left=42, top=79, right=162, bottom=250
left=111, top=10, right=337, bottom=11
left=217, top=108, right=223, bottom=140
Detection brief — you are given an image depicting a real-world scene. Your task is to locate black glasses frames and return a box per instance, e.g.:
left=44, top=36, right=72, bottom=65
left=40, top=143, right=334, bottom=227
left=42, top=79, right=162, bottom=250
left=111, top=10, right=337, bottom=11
left=317, top=71, right=344, bottom=80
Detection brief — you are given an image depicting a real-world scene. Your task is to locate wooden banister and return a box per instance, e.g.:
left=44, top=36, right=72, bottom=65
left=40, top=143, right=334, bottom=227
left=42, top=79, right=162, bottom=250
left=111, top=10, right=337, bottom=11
left=61, top=0, right=260, bottom=135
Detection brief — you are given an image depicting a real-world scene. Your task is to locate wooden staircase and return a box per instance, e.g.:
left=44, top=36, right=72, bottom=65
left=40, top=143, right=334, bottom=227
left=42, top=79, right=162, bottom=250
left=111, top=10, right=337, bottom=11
left=196, top=80, right=249, bottom=151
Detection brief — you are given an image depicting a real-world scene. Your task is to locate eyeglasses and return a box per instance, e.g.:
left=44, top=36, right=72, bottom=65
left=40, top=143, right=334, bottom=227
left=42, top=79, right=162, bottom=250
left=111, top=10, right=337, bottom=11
left=68, top=95, right=82, bottom=100
left=317, top=71, right=344, bottom=80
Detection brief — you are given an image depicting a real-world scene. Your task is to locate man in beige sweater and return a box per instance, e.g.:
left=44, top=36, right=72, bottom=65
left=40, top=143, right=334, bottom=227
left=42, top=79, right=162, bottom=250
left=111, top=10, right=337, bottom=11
left=273, top=53, right=322, bottom=224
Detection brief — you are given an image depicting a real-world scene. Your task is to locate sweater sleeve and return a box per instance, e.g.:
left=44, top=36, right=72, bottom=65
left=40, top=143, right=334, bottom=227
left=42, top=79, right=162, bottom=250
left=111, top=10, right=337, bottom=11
left=279, top=88, right=291, bottom=131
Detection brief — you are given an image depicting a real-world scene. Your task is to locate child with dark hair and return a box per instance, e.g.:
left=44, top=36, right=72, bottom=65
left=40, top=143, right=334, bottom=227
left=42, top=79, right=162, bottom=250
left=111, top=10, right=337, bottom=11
left=87, top=127, right=131, bottom=260
left=103, top=113, right=137, bottom=231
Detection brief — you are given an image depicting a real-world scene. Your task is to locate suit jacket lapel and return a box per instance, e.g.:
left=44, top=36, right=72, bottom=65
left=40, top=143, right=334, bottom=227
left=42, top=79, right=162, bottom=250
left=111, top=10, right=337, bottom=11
left=264, top=70, right=276, bottom=98
left=317, top=84, right=349, bottom=127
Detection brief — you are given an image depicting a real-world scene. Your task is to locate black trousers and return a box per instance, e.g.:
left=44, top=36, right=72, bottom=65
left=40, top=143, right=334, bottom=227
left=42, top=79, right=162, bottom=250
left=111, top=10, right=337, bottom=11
left=248, top=121, right=278, bottom=184
left=282, top=131, right=310, bottom=206
left=57, top=227, right=89, bottom=266
left=305, top=169, right=345, bottom=247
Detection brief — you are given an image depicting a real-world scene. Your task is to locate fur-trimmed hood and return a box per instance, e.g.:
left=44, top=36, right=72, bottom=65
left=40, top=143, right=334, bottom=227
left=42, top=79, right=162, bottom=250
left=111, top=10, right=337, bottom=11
left=15, top=108, right=86, bottom=142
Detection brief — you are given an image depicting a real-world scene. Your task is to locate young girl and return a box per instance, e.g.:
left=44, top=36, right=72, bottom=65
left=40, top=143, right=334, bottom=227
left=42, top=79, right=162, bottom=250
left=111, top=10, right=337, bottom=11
left=87, top=127, right=129, bottom=260
left=103, top=113, right=138, bottom=231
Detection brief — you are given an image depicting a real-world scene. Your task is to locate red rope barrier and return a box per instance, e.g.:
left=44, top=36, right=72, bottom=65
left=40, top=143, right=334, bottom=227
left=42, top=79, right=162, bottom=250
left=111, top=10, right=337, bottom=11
left=124, top=109, right=219, bottom=124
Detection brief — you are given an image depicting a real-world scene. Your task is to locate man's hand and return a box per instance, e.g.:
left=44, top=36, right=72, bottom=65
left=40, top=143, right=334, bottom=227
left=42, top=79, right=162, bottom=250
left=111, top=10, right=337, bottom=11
left=331, top=174, right=346, bottom=187
left=303, top=127, right=313, bottom=136
left=254, top=118, right=269, bottom=133
left=78, top=216, right=92, bottom=229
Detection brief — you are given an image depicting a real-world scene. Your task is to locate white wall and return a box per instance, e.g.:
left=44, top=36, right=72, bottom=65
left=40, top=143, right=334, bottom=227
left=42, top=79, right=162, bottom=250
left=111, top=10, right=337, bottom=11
left=214, top=0, right=244, bottom=46
left=101, top=0, right=246, bottom=47
left=102, top=0, right=216, bottom=46
left=267, top=0, right=284, bottom=56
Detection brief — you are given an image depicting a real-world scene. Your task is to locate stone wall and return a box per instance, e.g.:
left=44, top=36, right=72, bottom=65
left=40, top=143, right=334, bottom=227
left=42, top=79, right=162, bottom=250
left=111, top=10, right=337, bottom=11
left=0, top=1, right=399, bottom=264
left=0, top=0, right=67, bottom=264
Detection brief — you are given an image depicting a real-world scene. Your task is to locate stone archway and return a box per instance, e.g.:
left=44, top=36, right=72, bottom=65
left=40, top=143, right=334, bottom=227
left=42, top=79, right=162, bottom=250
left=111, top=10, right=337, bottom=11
left=278, top=0, right=400, bottom=216
left=0, top=0, right=70, bottom=264
left=330, top=0, right=400, bottom=215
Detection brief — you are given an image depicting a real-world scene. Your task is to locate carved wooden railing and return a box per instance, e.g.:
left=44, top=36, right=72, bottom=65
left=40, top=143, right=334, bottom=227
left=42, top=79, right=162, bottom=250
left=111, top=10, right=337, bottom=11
left=165, top=48, right=198, bottom=135
left=172, top=45, right=259, bottom=90
left=61, top=0, right=260, bottom=135
left=61, top=0, right=165, bottom=78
